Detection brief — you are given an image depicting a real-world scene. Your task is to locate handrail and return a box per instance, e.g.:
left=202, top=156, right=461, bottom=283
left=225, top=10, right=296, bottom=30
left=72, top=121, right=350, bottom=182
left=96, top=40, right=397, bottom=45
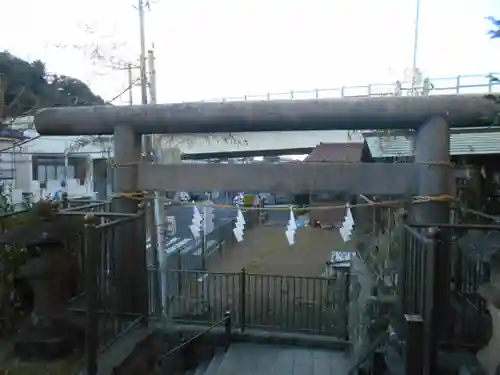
left=159, top=311, right=232, bottom=360
left=458, top=206, right=500, bottom=223
left=60, top=201, right=111, bottom=212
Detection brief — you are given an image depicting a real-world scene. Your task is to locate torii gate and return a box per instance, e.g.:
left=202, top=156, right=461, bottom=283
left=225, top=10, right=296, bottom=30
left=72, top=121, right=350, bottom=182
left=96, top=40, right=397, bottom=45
left=34, top=94, right=500, bottom=314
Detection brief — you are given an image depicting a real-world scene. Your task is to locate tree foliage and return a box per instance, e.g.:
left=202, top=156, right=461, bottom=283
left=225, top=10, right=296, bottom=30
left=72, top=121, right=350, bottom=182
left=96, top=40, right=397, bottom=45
left=0, top=51, right=104, bottom=121
left=488, top=17, right=500, bottom=39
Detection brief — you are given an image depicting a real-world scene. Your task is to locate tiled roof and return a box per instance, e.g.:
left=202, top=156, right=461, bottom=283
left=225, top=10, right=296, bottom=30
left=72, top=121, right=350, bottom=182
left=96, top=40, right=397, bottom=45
left=304, top=142, right=365, bottom=162
left=0, top=129, right=28, bottom=140
left=364, top=128, right=500, bottom=158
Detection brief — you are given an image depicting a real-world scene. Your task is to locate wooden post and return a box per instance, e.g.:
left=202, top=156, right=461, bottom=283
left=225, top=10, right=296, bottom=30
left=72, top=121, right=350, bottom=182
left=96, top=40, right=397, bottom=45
left=405, top=314, right=424, bottom=375
left=239, top=268, right=246, bottom=332
left=84, top=214, right=100, bottom=375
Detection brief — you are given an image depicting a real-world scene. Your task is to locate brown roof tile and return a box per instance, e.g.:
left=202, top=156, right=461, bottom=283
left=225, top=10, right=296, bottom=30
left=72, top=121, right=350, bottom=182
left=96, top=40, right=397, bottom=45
left=304, top=142, right=365, bottom=162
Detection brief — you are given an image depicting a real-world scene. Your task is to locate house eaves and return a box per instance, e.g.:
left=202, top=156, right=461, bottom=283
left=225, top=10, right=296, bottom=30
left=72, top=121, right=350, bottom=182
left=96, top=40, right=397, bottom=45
left=364, top=129, right=500, bottom=158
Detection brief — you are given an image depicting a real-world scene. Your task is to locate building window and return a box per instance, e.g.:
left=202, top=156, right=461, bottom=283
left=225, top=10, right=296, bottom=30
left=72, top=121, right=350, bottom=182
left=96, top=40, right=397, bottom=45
left=311, top=192, right=349, bottom=202
left=32, top=156, right=84, bottom=188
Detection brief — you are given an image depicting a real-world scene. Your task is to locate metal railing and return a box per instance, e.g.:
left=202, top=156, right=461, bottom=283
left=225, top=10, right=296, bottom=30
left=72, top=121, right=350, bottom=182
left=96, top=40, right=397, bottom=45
left=398, top=225, right=435, bottom=320
left=199, top=72, right=500, bottom=103
left=158, top=312, right=232, bottom=375
left=59, top=199, right=148, bottom=375
left=383, top=207, right=497, bottom=374
left=348, top=331, right=388, bottom=375
left=407, top=207, right=498, bottom=350
left=350, top=198, right=498, bottom=374
left=149, top=218, right=237, bottom=316
left=165, top=268, right=349, bottom=338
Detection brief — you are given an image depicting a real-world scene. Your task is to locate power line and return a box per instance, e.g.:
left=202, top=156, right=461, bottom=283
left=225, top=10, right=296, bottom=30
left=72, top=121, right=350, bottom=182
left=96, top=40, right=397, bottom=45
left=108, top=78, right=141, bottom=103
left=0, top=135, right=41, bottom=153
left=109, top=192, right=457, bottom=211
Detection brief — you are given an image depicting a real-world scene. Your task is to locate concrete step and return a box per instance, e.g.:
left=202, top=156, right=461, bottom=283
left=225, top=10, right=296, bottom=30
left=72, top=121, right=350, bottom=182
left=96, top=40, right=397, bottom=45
left=193, top=359, right=211, bottom=375
left=215, top=342, right=349, bottom=375
left=203, top=348, right=226, bottom=375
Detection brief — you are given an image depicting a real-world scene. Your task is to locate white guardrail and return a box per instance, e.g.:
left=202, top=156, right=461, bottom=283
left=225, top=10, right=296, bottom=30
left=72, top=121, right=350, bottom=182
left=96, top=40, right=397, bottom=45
left=199, top=73, right=500, bottom=103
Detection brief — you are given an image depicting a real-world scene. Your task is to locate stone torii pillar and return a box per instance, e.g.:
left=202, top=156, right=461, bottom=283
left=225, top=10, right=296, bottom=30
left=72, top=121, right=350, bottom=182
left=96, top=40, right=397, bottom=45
left=112, top=126, right=144, bottom=313
left=414, top=116, right=452, bottom=224
left=414, top=115, right=452, bottom=373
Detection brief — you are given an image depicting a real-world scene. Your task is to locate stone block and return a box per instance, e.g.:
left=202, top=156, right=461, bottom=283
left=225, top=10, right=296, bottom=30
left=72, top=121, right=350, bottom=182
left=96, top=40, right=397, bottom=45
left=477, top=283, right=500, bottom=375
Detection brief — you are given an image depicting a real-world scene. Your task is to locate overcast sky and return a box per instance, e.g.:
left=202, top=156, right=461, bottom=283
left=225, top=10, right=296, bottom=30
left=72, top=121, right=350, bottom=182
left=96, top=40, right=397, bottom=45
left=2, top=0, right=500, bottom=105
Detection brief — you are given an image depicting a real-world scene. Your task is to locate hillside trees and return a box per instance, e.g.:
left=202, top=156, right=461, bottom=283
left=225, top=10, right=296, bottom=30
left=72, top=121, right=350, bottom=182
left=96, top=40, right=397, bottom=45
left=0, top=51, right=104, bottom=121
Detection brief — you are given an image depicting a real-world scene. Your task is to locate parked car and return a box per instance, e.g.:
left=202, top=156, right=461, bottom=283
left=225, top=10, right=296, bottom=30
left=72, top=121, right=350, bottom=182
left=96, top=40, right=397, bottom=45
left=232, top=192, right=245, bottom=205
left=174, top=191, right=191, bottom=202
left=232, top=192, right=264, bottom=206
left=258, top=193, right=276, bottom=205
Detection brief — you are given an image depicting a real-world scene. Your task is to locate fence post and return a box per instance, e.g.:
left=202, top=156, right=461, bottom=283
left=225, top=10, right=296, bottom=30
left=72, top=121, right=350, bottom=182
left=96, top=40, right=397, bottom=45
left=84, top=214, right=100, bottom=375
left=397, top=211, right=409, bottom=328
left=224, top=310, right=232, bottom=347
left=239, top=268, right=246, bottom=332
left=404, top=314, right=424, bottom=375
left=201, top=229, right=206, bottom=269
left=62, top=192, right=69, bottom=209
left=136, top=202, right=149, bottom=325
left=218, top=224, right=224, bottom=254
left=176, top=250, right=182, bottom=293
left=343, top=270, right=351, bottom=341
left=373, top=349, right=386, bottom=375
left=423, top=227, right=440, bottom=375
left=147, top=201, right=162, bottom=318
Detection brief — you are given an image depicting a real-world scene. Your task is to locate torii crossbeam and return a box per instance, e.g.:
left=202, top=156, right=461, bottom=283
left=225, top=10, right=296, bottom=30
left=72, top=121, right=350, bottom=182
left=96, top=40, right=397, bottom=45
left=35, top=95, right=499, bottom=135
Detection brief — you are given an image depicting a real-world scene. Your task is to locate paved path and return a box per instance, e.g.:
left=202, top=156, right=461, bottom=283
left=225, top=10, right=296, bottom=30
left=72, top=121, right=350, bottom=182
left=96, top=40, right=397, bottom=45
left=207, top=225, right=345, bottom=276
left=217, top=342, right=350, bottom=375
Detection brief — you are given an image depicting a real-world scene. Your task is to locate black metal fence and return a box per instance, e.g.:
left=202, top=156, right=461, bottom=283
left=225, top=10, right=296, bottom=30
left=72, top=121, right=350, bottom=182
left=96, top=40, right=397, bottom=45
left=149, top=218, right=237, bottom=316
left=160, top=219, right=235, bottom=272
left=398, top=224, right=435, bottom=321
left=384, top=206, right=497, bottom=374
left=0, top=199, right=149, bottom=375
left=349, top=196, right=498, bottom=374
left=165, top=268, right=350, bottom=338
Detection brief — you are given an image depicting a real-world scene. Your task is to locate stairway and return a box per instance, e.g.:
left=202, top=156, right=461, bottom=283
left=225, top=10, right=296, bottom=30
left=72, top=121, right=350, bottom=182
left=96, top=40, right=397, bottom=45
left=180, top=342, right=349, bottom=375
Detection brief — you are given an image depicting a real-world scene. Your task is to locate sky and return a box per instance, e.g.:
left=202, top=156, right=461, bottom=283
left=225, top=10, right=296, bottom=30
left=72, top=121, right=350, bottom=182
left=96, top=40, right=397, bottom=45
left=2, top=0, right=500, bottom=105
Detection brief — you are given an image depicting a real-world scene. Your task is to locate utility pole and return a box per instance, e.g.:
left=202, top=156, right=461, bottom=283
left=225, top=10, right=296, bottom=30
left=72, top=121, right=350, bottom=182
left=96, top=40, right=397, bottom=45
left=137, top=0, right=163, bottom=315
left=147, top=50, right=157, bottom=105
left=147, top=49, right=164, bottom=314
left=0, top=75, right=4, bottom=120
left=138, top=0, right=148, bottom=107
left=127, top=63, right=134, bottom=105
left=411, top=0, right=421, bottom=95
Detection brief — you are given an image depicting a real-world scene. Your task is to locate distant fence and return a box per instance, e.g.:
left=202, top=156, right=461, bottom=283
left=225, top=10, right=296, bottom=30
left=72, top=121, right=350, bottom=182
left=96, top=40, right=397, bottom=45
left=201, top=72, right=500, bottom=103
left=166, top=268, right=350, bottom=339
left=163, top=218, right=236, bottom=272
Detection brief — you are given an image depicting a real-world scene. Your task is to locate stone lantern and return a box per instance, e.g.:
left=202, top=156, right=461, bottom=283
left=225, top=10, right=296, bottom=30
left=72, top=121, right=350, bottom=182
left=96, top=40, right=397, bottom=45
left=0, top=201, right=84, bottom=360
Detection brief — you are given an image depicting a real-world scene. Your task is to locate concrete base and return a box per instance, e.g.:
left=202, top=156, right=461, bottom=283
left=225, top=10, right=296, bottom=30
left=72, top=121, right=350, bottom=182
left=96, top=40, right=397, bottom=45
left=476, top=302, right=500, bottom=375
left=161, top=321, right=349, bottom=352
